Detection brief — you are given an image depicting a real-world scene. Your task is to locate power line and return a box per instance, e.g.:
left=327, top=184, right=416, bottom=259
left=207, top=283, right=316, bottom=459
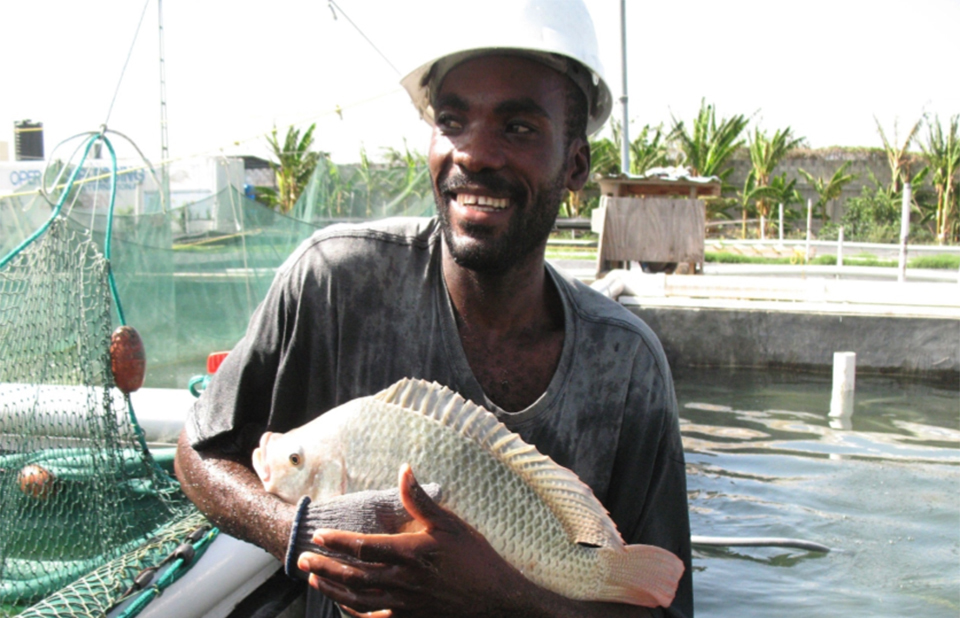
left=327, top=0, right=400, bottom=76
left=104, top=0, right=152, bottom=127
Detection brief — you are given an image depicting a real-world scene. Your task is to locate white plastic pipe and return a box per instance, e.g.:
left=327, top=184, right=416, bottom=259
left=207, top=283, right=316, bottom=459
left=898, top=183, right=911, bottom=283
left=590, top=273, right=626, bottom=300
left=829, top=352, right=856, bottom=419
left=778, top=203, right=784, bottom=243
left=837, top=226, right=844, bottom=268
left=0, top=383, right=192, bottom=445
left=116, top=535, right=280, bottom=618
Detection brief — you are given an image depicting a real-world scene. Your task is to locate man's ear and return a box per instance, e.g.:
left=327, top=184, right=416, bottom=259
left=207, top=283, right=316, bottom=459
left=565, top=138, right=591, bottom=193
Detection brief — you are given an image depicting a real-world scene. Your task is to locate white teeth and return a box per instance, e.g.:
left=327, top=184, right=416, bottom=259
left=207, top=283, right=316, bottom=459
left=456, top=193, right=509, bottom=209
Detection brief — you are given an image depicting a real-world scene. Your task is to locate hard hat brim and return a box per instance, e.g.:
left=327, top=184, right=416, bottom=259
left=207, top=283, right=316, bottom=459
left=401, top=48, right=613, bottom=136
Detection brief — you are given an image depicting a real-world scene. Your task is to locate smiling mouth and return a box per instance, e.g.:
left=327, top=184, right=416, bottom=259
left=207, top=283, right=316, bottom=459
left=455, top=193, right=510, bottom=211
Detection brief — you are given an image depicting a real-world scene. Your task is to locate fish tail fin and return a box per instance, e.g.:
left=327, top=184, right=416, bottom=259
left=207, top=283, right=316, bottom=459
left=596, top=543, right=684, bottom=608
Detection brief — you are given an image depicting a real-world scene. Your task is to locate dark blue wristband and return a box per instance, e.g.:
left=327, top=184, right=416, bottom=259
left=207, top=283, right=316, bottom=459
left=285, top=495, right=314, bottom=580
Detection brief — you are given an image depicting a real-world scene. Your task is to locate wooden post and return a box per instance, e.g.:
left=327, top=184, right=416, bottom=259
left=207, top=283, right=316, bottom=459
left=829, top=352, right=856, bottom=419
left=805, top=199, right=812, bottom=264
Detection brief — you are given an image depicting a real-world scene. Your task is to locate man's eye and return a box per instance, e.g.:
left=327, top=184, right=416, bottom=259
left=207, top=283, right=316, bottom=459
left=437, top=114, right=463, bottom=131
left=507, top=123, right=534, bottom=135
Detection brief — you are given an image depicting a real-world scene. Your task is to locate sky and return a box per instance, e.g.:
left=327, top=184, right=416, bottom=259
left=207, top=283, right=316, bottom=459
left=0, top=0, right=958, bottom=168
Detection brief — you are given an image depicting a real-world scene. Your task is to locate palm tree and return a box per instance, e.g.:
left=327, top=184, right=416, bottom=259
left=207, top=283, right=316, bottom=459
left=736, top=172, right=782, bottom=237
left=747, top=127, right=804, bottom=237
left=628, top=124, right=670, bottom=175
left=264, top=124, right=321, bottom=214
left=920, top=114, right=959, bottom=244
left=568, top=122, right=673, bottom=219
left=875, top=116, right=923, bottom=195
left=587, top=121, right=670, bottom=177
left=380, top=142, right=433, bottom=217
left=670, top=99, right=749, bottom=181
left=798, top=161, right=858, bottom=221
left=766, top=173, right=804, bottom=238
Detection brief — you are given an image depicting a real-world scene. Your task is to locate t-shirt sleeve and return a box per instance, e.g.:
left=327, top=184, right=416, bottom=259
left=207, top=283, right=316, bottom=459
left=184, top=244, right=315, bottom=455
left=185, top=278, right=286, bottom=454
left=605, top=337, right=694, bottom=618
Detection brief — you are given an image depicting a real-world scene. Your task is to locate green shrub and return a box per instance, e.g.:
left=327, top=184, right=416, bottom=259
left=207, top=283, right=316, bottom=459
left=704, top=252, right=792, bottom=265
left=910, top=254, right=960, bottom=269
left=840, top=186, right=902, bottom=242
left=705, top=250, right=956, bottom=269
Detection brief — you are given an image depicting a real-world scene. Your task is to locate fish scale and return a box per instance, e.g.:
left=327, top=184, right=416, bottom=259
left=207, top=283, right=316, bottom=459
left=253, top=378, right=683, bottom=608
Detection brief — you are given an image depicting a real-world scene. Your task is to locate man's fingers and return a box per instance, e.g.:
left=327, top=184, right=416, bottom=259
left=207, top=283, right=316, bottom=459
left=397, top=463, right=455, bottom=533
left=308, top=529, right=435, bottom=569
left=308, top=572, right=398, bottom=615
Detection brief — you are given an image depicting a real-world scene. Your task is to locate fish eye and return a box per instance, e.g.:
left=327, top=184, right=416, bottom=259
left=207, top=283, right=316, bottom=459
left=288, top=452, right=302, bottom=466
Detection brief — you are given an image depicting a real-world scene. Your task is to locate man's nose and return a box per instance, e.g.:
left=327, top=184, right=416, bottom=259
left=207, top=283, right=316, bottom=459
left=451, top=127, right=506, bottom=173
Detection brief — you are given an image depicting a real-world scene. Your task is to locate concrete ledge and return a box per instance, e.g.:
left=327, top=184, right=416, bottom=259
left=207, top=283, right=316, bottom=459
left=627, top=304, right=960, bottom=384
left=617, top=270, right=960, bottom=312
left=584, top=268, right=960, bottom=383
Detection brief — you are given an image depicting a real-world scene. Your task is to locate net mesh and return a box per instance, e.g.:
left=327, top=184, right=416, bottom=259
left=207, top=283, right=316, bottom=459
left=16, top=510, right=211, bottom=618
left=0, top=214, right=195, bottom=615
left=0, top=147, right=435, bottom=615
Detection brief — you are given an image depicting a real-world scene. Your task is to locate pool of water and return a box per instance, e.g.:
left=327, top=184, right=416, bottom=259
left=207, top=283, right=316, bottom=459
left=675, top=368, right=959, bottom=617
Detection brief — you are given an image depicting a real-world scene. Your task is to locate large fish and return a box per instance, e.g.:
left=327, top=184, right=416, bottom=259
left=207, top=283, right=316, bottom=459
left=252, top=378, right=683, bottom=608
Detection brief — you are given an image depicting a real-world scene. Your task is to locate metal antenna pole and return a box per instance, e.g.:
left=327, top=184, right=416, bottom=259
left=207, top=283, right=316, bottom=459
left=158, top=0, right=170, bottom=209
left=619, top=0, right=630, bottom=175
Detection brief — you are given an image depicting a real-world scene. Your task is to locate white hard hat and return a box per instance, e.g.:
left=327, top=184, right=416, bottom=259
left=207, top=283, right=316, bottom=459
left=400, top=0, right=613, bottom=136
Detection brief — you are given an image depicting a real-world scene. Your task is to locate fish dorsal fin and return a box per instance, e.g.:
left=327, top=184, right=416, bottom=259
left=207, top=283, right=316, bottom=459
left=374, top=378, right=624, bottom=548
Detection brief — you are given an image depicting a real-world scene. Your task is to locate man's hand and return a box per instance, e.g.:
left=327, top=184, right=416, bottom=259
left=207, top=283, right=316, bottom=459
left=296, top=463, right=536, bottom=617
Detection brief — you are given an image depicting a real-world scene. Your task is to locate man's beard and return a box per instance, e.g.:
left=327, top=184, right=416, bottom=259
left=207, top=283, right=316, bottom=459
left=434, top=168, right=566, bottom=274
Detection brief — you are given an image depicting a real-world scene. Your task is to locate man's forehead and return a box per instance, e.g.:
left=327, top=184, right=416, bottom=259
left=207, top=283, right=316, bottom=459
left=433, top=54, right=571, bottom=108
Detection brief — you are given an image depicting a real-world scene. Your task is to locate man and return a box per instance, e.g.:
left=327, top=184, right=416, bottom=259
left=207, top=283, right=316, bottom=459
left=175, top=2, right=693, bottom=616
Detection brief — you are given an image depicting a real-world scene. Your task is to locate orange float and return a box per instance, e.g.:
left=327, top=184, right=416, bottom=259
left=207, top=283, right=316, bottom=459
left=18, top=464, right=57, bottom=499
left=110, top=325, right=146, bottom=393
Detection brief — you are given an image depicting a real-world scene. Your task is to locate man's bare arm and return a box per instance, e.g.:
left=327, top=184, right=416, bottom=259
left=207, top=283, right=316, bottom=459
left=173, top=429, right=296, bottom=561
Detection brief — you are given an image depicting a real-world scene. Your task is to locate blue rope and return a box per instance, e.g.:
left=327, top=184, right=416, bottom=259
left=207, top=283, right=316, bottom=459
left=0, top=133, right=101, bottom=270
left=99, top=134, right=127, bottom=326
left=0, top=130, right=162, bottom=472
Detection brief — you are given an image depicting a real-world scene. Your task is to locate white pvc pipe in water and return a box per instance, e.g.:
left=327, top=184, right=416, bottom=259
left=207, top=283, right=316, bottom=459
left=590, top=273, right=626, bottom=300
left=829, top=352, right=856, bottom=419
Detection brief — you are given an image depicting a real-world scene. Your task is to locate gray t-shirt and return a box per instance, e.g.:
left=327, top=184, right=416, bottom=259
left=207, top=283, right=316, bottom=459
left=186, top=216, right=693, bottom=617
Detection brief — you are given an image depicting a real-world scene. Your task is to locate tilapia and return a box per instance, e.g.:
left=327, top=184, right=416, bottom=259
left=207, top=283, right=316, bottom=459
left=252, top=378, right=683, bottom=608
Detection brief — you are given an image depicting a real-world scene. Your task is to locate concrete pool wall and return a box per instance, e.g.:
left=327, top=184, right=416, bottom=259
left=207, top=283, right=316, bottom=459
left=591, top=269, right=960, bottom=384
left=627, top=304, right=959, bottom=382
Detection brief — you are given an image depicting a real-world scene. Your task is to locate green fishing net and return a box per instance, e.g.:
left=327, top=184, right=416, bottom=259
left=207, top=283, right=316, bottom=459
left=0, top=212, right=199, bottom=615
left=0, top=134, right=434, bottom=616
left=0, top=136, right=201, bottom=616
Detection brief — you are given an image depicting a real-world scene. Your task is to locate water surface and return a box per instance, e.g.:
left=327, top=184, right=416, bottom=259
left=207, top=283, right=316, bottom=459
left=676, top=369, right=959, bottom=617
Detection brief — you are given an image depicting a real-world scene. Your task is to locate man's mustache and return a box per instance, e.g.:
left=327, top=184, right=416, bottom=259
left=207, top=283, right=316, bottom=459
left=438, top=169, right=524, bottom=202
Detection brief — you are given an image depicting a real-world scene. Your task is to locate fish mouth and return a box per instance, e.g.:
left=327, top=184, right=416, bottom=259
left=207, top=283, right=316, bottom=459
left=252, top=431, right=272, bottom=484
